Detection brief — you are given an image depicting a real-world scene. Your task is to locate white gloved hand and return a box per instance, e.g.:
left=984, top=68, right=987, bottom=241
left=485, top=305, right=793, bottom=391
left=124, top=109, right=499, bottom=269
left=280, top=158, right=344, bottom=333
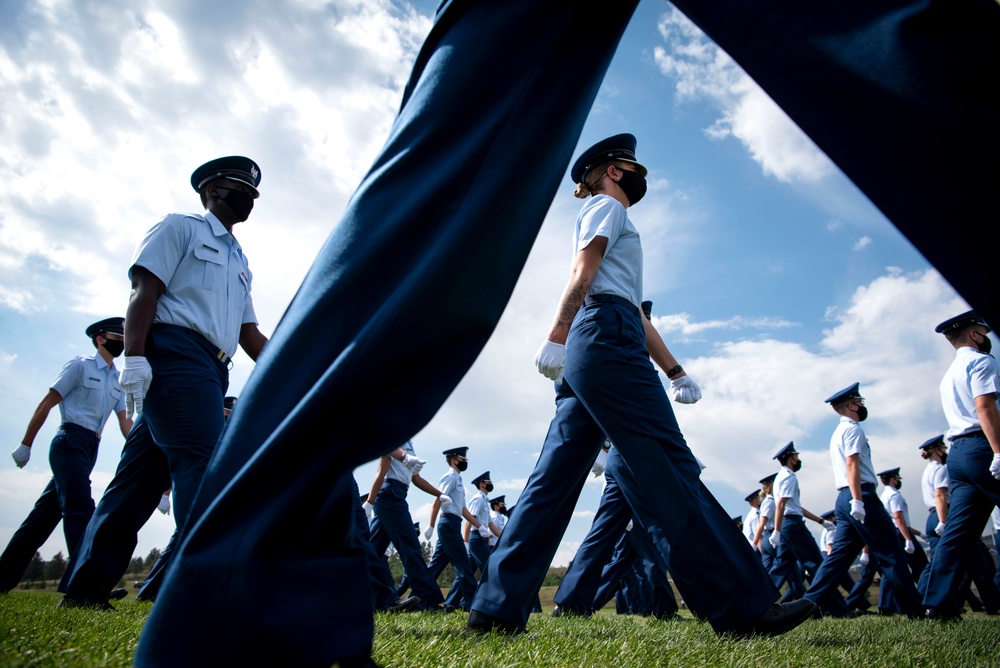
left=591, top=448, right=608, bottom=477
left=823, top=520, right=836, bottom=531
left=669, top=375, right=702, bottom=404
left=157, top=493, right=171, bottom=515
left=860, top=551, right=870, bottom=565
left=905, top=539, right=915, bottom=554
left=120, top=356, right=153, bottom=419
left=362, top=501, right=374, bottom=521
left=478, top=525, right=491, bottom=539
left=625, top=520, right=634, bottom=532
left=534, top=340, right=565, bottom=382
left=935, top=521, right=946, bottom=536
left=990, top=453, right=1000, bottom=480
left=849, top=499, right=866, bottom=523
left=424, top=525, right=434, bottom=540
left=11, top=444, right=30, bottom=468
left=769, top=530, right=781, bottom=549
left=402, top=453, right=426, bottom=475
left=438, top=494, right=453, bottom=508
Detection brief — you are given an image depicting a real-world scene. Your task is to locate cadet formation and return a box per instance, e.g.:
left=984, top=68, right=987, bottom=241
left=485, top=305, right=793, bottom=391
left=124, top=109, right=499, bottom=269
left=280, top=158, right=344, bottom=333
left=3, top=134, right=999, bottom=668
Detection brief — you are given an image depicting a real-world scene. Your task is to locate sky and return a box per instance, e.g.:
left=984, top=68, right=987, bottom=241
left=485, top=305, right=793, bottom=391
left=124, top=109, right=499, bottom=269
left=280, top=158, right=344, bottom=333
left=0, top=0, right=989, bottom=569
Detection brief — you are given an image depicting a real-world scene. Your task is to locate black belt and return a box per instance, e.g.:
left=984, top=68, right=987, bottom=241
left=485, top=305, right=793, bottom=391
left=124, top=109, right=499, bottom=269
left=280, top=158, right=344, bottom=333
left=60, top=422, right=100, bottom=439
left=584, top=294, right=638, bottom=315
left=153, top=323, right=232, bottom=367
left=950, top=429, right=985, bottom=442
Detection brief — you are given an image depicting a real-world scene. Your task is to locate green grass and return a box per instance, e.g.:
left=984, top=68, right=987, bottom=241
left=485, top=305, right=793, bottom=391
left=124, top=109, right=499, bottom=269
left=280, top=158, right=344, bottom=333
left=2, top=590, right=999, bottom=667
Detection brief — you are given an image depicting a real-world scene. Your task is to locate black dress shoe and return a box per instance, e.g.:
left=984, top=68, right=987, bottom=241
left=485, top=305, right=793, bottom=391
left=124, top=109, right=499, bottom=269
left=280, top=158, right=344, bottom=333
left=552, top=605, right=590, bottom=618
left=925, top=607, right=963, bottom=621
left=108, top=588, right=128, bottom=601
left=58, top=596, right=114, bottom=611
left=387, top=595, right=421, bottom=613
left=727, top=599, right=818, bottom=638
left=465, top=610, right=526, bottom=636
left=877, top=608, right=895, bottom=617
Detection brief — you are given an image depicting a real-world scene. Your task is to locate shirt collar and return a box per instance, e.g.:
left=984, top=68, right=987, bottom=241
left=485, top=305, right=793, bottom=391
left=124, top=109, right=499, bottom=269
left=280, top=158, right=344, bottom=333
left=840, top=416, right=858, bottom=425
left=93, top=353, right=111, bottom=371
left=204, top=210, right=232, bottom=240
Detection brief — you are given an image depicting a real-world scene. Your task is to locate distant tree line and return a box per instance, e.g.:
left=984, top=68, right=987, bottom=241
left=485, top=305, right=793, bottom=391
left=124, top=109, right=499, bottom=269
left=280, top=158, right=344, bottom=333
left=15, top=547, right=163, bottom=590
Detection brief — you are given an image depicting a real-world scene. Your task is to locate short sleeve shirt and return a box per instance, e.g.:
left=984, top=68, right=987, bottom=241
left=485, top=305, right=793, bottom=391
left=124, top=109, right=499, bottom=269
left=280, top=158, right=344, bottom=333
left=574, top=194, right=643, bottom=308
left=491, top=510, right=507, bottom=535
left=437, top=468, right=465, bottom=518
left=130, top=211, right=257, bottom=359
left=385, top=440, right=416, bottom=486
left=880, top=486, right=910, bottom=527
left=921, top=460, right=950, bottom=510
left=940, top=346, right=1000, bottom=439
left=468, top=490, right=491, bottom=529
left=758, top=495, right=776, bottom=530
left=743, top=506, right=760, bottom=544
left=774, top=467, right=802, bottom=516
left=50, top=354, right=126, bottom=435
left=830, top=417, right=877, bottom=489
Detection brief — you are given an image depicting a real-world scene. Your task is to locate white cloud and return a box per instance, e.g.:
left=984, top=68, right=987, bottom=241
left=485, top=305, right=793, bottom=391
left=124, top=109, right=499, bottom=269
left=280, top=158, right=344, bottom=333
left=652, top=8, right=834, bottom=184
left=854, top=236, right=872, bottom=251
left=653, top=313, right=798, bottom=336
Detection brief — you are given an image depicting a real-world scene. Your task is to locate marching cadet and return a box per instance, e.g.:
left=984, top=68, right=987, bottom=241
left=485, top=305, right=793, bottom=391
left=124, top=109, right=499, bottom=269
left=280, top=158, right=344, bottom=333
left=489, top=495, right=508, bottom=543
left=916, top=435, right=950, bottom=595
left=466, top=471, right=502, bottom=575
left=802, top=383, right=923, bottom=617
left=922, top=311, right=1000, bottom=619
left=0, top=318, right=130, bottom=594
left=878, top=466, right=927, bottom=584
left=743, top=489, right=762, bottom=547
left=752, top=473, right=778, bottom=571
left=768, top=442, right=834, bottom=600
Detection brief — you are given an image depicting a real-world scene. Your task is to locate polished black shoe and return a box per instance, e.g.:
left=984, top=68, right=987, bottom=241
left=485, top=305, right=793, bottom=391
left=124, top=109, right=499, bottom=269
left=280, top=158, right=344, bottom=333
left=58, top=596, right=114, bottom=611
left=108, top=588, right=128, bottom=601
left=877, top=608, right=895, bottom=617
left=925, top=607, right=962, bottom=621
left=387, top=595, right=421, bottom=613
left=727, top=599, right=818, bottom=638
left=466, top=610, right=526, bottom=636
left=552, top=605, right=590, bottom=618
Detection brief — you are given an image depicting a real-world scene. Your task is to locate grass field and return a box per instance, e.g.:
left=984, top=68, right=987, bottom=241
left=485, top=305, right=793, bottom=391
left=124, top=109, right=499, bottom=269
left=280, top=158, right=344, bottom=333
left=2, top=589, right=999, bottom=667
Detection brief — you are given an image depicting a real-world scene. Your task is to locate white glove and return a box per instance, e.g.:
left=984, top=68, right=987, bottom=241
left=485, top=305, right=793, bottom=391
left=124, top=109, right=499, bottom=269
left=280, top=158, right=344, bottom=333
left=625, top=520, right=634, bottom=532
left=669, top=375, right=702, bottom=404
left=120, top=356, right=153, bottom=418
left=478, top=525, right=491, bottom=539
left=438, top=494, right=453, bottom=508
left=849, top=499, right=866, bottom=523
left=11, top=444, right=30, bottom=468
left=990, top=453, right=1000, bottom=480
left=823, top=520, right=836, bottom=531
left=769, top=530, right=781, bottom=549
left=534, top=340, right=565, bottom=382
left=905, top=539, right=915, bottom=554
left=935, top=521, right=946, bottom=536
left=362, top=501, right=374, bottom=521
left=860, top=551, right=870, bottom=565
left=424, top=525, right=434, bottom=540
left=157, top=493, right=171, bottom=515
left=402, top=453, right=426, bottom=475
left=591, top=448, right=608, bottom=477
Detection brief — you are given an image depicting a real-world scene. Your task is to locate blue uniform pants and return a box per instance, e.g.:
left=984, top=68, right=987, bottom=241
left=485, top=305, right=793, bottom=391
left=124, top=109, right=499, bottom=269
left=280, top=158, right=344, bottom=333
left=845, top=556, right=875, bottom=611
left=554, top=457, right=632, bottom=614
left=0, top=424, right=99, bottom=592
left=468, top=532, right=491, bottom=579
left=370, top=480, right=444, bottom=608
left=593, top=529, right=677, bottom=618
left=473, top=300, right=778, bottom=633
left=923, top=433, right=1000, bottom=614
left=426, top=513, right=477, bottom=610
left=353, top=478, right=399, bottom=611
left=61, top=416, right=168, bottom=601
left=805, top=486, right=922, bottom=616
left=135, top=0, right=1000, bottom=663
left=770, top=515, right=819, bottom=601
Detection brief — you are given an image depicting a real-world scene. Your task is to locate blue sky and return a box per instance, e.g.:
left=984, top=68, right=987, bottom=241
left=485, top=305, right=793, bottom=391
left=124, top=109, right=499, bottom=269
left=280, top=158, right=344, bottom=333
left=0, top=0, right=983, bottom=567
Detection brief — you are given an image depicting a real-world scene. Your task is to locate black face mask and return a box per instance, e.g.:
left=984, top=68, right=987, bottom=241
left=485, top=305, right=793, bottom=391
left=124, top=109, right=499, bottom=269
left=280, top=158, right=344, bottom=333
left=975, top=331, right=993, bottom=354
left=616, top=169, right=647, bottom=206
left=939, top=453, right=948, bottom=466
left=455, top=460, right=468, bottom=472
left=484, top=483, right=494, bottom=493
left=218, top=188, right=255, bottom=222
left=791, top=459, right=802, bottom=473
left=102, top=339, right=124, bottom=358
left=856, top=405, right=868, bottom=422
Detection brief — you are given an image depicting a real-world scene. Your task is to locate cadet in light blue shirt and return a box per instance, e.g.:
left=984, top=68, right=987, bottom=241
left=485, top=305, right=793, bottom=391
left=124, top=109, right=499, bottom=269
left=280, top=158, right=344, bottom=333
left=1, top=318, right=131, bottom=593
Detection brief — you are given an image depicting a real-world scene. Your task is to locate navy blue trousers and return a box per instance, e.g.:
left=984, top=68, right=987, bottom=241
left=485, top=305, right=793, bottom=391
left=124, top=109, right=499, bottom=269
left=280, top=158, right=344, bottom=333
left=845, top=556, right=875, bottom=611
left=473, top=300, right=777, bottom=633
left=770, top=515, right=820, bottom=600
left=805, top=486, right=922, bottom=616
left=554, top=462, right=632, bottom=614
left=426, top=513, right=477, bottom=610
left=0, top=424, right=99, bottom=592
left=136, top=0, right=1000, bottom=663
left=60, top=416, right=168, bottom=601
left=593, top=529, right=677, bottom=618
left=353, top=478, right=398, bottom=611
left=923, top=433, right=1000, bottom=614
left=370, top=480, right=443, bottom=608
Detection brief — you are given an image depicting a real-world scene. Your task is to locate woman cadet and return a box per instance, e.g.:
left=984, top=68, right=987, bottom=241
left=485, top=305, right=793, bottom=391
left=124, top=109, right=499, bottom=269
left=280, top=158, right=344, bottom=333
left=468, top=134, right=816, bottom=637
